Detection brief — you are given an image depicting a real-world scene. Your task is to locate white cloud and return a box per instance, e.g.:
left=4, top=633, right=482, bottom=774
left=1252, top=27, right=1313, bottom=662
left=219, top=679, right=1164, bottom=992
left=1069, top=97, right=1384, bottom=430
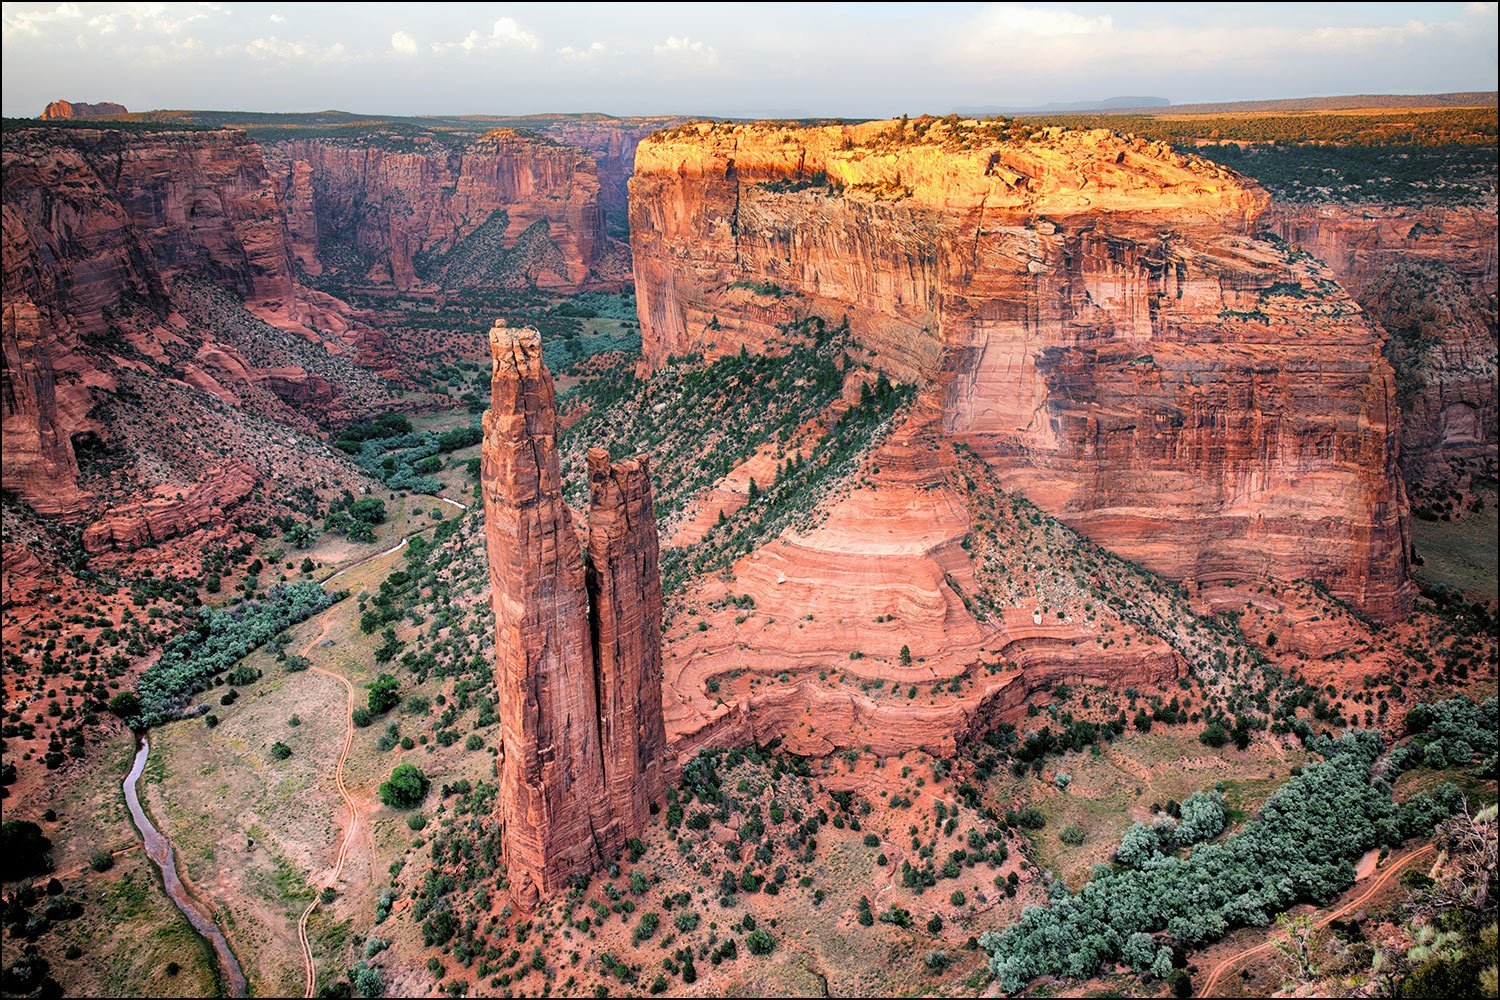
left=653, top=35, right=718, bottom=66
left=269, top=13, right=285, bottom=24
left=973, top=4, right=1112, bottom=38
left=432, top=16, right=541, bottom=54
left=2, top=2, right=83, bottom=41
left=244, top=35, right=349, bottom=64
left=490, top=16, right=538, bottom=50
left=390, top=30, right=418, bottom=56
left=557, top=41, right=605, bottom=61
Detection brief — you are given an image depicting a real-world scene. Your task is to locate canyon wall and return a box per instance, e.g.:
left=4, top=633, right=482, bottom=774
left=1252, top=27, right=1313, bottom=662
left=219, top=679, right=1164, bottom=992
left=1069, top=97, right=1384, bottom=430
left=482, top=321, right=664, bottom=907
left=262, top=129, right=614, bottom=293
left=630, top=120, right=1413, bottom=621
left=2, top=124, right=382, bottom=517
left=1264, top=200, right=1498, bottom=494
left=538, top=116, right=691, bottom=235
left=40, top=100, right=128, bottom=120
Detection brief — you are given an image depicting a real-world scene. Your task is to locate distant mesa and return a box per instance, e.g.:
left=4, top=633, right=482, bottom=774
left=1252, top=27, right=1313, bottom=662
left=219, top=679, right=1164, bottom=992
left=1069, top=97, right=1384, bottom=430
left=40, top=99, right=129, bottom=120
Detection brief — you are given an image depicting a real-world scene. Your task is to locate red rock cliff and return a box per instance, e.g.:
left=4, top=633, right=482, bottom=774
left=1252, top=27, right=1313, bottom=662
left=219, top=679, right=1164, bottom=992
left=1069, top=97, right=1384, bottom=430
left=586, top=448, right=667, bottom=837
left=40, top=100, right=127, bottom=120
left=263, top=129, right=612, bottom=292
left=629, top=120, right=1413, bottom=622
left=1264, top=200, right=1498, bottom=494
left=482, top=321, right=664, bottom=907
left=2, top=125, right=378, bottom=516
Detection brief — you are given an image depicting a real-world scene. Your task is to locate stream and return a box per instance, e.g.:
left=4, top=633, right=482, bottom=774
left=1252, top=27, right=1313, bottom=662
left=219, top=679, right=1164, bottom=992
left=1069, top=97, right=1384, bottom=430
left=124, top=736, right=249, bottom=998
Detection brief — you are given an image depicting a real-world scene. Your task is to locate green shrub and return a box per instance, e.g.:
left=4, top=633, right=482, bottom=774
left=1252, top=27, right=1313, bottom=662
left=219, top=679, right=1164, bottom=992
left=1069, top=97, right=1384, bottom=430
left=379, top=763, right=429, bottom=808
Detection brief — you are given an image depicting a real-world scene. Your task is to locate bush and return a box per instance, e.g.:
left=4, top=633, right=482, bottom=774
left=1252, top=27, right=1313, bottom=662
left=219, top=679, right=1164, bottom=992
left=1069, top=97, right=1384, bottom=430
left=379, top=764, right=429, bottom=808
left=132, top=582, right=335, bottom=727
left=1059, top=824, right=1086, bottom=846
left=746, top=928, right=775, bottom=955
left=107, top=692, right=141, bottom=719
left=270, top=742, right=293, bottom=761
left=352, top=708, right=373, bottom=728
left=367, top=674, right=400, bottom=715
left=0, top=820, right=53, bottom=880
left=1199, top=723, right=1228, bottom=748
left=89, top=849, right=115, bottom=873
left=981, top=729, right=1460, bottom=992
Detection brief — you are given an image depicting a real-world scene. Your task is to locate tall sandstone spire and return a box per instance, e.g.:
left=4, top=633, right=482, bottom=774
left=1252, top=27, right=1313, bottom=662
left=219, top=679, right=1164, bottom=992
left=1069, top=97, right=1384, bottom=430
left=481, top=320, right=665, bottom=908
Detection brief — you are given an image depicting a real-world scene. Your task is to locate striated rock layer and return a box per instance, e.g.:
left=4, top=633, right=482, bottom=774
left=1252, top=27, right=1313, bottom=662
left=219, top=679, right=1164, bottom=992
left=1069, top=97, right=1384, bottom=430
left=1264, top=200, right=1498, bottom=493
left=263, top=129, right=614, bottom=293
left=630, top=119, right=1413, bottom=621
left=586, top=448, right=667, bottom=837
left=482, top=322, right=664, bottom=907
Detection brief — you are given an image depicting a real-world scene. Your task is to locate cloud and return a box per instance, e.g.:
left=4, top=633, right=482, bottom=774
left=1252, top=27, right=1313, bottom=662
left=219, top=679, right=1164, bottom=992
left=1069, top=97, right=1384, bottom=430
left=973, top=4, right=1113, bottom=39
left=244, top=35, right=349, bottom=64
left=269, top=13, right=285, bottom=24
left=490, top=16, right=539, bottom=50
left=557, top=41, right=605, bottom=61
left=1, top=2, right=82, bottom=41
left=432, top=16, right=540, bottom=54
left=390, top=30, right=418, bottom=56
left=653, top=35, right=718, bottom=66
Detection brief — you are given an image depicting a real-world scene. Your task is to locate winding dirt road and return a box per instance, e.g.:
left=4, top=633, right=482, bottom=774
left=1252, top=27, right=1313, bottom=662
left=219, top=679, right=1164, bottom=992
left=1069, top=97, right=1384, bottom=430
left=1197, top=843, right=1436, bottom=997
left=293, top=620, right=361, bottom=998
left=295, top=494, right=470, bottom=995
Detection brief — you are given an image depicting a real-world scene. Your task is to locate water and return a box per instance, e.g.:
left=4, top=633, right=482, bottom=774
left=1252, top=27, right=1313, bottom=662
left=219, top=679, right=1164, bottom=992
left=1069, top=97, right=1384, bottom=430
left=124, top=737, right=249, bottom=998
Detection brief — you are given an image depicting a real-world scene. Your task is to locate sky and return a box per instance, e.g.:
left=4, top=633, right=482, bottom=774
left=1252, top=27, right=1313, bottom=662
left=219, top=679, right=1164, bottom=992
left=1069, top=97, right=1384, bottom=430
left=2, top=2, right=1497, bottom=119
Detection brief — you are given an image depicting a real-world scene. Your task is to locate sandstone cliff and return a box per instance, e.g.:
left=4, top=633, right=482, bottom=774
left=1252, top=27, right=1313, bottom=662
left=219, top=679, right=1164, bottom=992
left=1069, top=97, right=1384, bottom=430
left=629, top=119, right=1413, bottom=621
left=482, top=322, right=664, bottom=907
left=40, top=100, right=128, bottom=120
left=2, top=124, right=385, bottom=516
left=263, top=129, right=614, bottom=293
left=1264, top=200, right=1498, bottom=495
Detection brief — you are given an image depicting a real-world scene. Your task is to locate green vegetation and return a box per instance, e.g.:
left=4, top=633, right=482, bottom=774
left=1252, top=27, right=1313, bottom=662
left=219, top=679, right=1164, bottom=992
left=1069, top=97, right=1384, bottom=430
left=130, top=582, right=337, bottom=728
left=0, top=821, right=53, bottom=881
left=1196, top=143, right=1497, bottom=205
left=982, top=697, right=1496, bottom=992
left=379, top=764, right=430, bottom=809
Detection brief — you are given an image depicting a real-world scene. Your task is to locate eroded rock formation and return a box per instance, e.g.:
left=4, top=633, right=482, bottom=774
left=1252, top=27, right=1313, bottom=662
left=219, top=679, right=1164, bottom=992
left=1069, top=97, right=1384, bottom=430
left=81, top=461, right=258, bottom=553
left=482, top=321, right=664, bottom=907
left=262, top=129, right=615, bottom=293
left=2, top=124, right=380, bottom=516
left=40, top=100, right=127, bottom=120
left=630, top=119, right=1413, bottom=621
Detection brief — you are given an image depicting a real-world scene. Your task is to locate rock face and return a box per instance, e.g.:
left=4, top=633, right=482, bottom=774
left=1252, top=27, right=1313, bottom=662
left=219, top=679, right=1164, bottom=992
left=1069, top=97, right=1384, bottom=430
left=539, top=116, right=691, bottom=235
left=81, top=462, right=257, bottom=553
left=586, top=448, right=667, bottom=836
left=2, top=125, right=374, bottom=516
left=262, top=129, right=614, bottom=293
left=482, top=321, right=664, bottom=907
left=40, top=100, right=127, bottom=120
left=630, top=120, right=1413, bottom=622
left=1264, top=200, right=1498, bottom=494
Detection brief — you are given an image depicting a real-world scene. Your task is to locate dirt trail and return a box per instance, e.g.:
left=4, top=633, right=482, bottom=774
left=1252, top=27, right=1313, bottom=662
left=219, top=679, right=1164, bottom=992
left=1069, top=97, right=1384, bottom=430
left=1197, top=843, right=1436, bottom=996
left=293, top=619, right=360, bottom=998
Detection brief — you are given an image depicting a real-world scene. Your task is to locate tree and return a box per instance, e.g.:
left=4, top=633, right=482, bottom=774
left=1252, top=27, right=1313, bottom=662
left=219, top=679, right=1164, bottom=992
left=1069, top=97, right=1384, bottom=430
left=270, top=742, right=293, bottom=761
left=367, top=674, right=401, bottom=715
left=108, top=691, right=141, bottom=720
left=900, top=645, right=912, bottom=666
left=1273, top=912, right=1320, bottom=982
left=1, top=820, right=53, bottom=880
left=379, top=763, right=428, bottom=808
left=746, top=928, right=775, bottom=955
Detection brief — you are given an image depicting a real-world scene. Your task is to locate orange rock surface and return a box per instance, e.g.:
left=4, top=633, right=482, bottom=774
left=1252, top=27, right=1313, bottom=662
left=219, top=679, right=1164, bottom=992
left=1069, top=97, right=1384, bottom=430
left=629, top=119, right=1413, bottom=622
left=482, top=322, right=664, bottom=907
left=39, top=100, right=127, bottom=119
left=1, top=125, right=377, bottom=515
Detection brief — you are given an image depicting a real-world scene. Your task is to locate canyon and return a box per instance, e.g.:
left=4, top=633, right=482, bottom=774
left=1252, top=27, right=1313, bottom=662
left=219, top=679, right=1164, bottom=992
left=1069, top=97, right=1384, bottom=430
left=481, top=320, right=665, bottom=907
left=262, top=128, right=618, bottom=294
left=629, top=119, right=1416, bottom=622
